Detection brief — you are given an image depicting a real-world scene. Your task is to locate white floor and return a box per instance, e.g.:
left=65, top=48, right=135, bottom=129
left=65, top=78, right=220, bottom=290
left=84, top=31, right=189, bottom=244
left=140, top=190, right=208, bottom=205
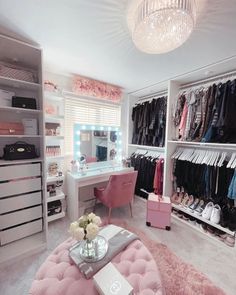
left=0, top=196, right=236, bottom=295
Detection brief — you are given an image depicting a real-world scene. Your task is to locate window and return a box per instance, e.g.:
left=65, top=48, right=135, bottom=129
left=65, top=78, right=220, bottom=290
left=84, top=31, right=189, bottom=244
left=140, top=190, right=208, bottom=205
left=64, top=94, right=121, bottom=154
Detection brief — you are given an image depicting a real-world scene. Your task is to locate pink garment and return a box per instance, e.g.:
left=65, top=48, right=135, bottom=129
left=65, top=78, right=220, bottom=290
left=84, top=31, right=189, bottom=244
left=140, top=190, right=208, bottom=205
left=153, top=158, right=164, bottom=195
left=179, top=102, right=188, bottom=140
left=29, top=238, right=164, bottom=295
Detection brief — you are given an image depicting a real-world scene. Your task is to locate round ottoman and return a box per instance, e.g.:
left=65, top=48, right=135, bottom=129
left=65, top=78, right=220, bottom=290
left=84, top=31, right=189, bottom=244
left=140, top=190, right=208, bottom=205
left=29, top=238, right=164, bottom=295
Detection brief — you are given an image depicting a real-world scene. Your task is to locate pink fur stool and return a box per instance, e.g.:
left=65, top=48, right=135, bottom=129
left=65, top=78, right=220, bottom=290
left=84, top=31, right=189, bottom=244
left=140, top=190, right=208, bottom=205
left=29, top=238, right=164, bottom=295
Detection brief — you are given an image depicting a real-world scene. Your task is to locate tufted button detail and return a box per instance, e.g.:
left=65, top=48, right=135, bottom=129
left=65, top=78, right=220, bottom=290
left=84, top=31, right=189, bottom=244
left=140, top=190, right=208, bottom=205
left=29, top=237, right=164, bottom=295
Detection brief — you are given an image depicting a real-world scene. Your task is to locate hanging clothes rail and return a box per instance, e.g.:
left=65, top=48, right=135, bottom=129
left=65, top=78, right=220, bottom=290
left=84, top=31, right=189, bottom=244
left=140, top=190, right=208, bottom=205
left=137, top=90, right=168, bottom=104
left=180, top=69, right=236, bottom=91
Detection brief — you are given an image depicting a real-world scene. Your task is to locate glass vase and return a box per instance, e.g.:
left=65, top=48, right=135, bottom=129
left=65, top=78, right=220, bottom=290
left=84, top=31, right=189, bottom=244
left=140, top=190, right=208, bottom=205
left=80, top=238, right=96, bottom=261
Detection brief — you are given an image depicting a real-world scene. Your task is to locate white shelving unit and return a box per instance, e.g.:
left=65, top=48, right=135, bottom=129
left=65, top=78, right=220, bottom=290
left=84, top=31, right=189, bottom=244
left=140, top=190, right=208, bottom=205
left=127, top=66, right=236, bottom=248
left=0, top=34, right=46, bottom=265
left=44, top=90, right=66, bottom=223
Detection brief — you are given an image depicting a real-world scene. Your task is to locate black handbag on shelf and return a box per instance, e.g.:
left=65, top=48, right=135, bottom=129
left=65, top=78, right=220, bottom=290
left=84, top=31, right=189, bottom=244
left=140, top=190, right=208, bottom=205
left=3, top=141, right=38, bottom=160
left=12, top=96, right=37, bottom=110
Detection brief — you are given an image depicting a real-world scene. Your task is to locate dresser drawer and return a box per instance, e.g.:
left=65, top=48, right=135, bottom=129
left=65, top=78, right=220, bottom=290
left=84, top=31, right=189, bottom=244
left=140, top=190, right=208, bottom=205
left=0, top=177, right=41, bottom=198
left=0, top=163, right=41, bottom=181
left=0, top=219, right=43, bottom=245
left=0, top=205, right=42, bottom=230
left=0, top=192, right=42, bottom=214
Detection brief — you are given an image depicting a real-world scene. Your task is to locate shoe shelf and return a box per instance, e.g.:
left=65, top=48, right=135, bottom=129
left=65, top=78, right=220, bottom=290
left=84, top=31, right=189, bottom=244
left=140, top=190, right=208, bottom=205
left=171, top=213, right=235, bottom=248
left=172, top=203, right=235, bottom=236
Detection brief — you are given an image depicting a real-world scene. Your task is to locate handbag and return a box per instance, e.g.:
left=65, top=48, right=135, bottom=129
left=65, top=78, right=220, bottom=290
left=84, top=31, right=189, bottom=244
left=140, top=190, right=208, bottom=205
left=12, top=96, right=37, bottom=109
left=3, top=141, right=38, bottom=160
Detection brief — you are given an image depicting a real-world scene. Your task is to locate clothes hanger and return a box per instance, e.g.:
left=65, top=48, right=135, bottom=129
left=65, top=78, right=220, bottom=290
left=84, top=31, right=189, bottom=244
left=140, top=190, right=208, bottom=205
left=227, top=153, right=236, bottom=168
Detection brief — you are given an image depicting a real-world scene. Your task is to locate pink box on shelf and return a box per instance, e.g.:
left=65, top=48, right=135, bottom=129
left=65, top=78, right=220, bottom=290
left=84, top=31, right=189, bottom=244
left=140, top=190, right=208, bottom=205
left=146, top=193, right=171, bottom=230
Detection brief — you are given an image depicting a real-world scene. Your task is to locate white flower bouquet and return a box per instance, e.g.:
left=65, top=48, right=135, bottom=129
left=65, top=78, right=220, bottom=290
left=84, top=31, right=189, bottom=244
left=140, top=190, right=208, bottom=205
left=69, top=213, right=102, bottom=242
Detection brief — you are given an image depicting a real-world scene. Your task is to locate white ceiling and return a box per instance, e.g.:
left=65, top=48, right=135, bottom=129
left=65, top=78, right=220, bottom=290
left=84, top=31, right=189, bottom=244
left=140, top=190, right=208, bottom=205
left=0, top=0, right=236, bottom=94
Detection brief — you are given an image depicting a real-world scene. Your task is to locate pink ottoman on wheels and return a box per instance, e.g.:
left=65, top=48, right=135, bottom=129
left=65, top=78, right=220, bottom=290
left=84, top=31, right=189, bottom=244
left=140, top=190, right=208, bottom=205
left=29, top=237, right=164, bottom=295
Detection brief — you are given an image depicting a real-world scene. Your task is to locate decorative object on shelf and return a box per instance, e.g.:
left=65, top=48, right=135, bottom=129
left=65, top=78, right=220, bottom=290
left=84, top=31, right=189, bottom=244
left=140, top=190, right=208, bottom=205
left=3, top=141, right=38, bottom=160
left=45, top=101, right=58, bottom=115
left=0, top=88, right=15, bottom=106
left=72, top=74, right=122, bottom=102
left=0, top=121, right=24, bottom=135
left=47, top=200, right=62, bottom=216
left=69, top=213, right=102, bottom=261
left=70, top=160, right=78, bottom=174
left=48, top=162, right=59, bottom=176
left=127, top=0, right=197, bottom=54
left=0, top=60, right=38, bottom=82
left=45, top=122, right=61, bottom=136
left=46, top=145, right=61, bottom=157
left=44, top=80, right=58, bottom=92
left=47, top=184, right=57, bottom=197
left=12, top=96, right=37, bottom=109
left=22, top=118, right=37, bottom=135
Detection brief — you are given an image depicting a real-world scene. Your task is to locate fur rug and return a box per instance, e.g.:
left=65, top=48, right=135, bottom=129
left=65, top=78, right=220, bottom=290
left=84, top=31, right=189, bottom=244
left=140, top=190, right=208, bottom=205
left=104, top=219, right=226, bottom=295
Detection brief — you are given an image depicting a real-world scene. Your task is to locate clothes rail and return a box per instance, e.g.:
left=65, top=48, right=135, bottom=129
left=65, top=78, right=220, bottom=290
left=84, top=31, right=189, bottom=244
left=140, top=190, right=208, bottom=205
left=137, top=91, right=167, bottom=104
left=180, top=70, right=236, bottom=91
left=176, top=143, right=236, bottom=151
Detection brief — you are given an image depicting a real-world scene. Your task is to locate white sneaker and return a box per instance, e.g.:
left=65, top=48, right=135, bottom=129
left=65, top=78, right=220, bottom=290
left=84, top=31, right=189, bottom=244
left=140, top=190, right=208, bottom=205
left=210, top=204, right=221, bottom=224
left=202, top=202, right=214, bottom=220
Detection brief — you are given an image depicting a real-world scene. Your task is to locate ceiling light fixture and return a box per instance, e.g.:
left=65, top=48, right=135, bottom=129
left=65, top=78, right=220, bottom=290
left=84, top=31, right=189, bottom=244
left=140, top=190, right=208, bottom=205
left=127, top=0, right=197, bottom=54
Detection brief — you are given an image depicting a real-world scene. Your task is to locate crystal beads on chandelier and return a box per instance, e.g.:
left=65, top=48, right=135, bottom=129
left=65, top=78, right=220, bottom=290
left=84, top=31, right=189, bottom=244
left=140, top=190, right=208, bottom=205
left=127, top=0, right=197, bottom=54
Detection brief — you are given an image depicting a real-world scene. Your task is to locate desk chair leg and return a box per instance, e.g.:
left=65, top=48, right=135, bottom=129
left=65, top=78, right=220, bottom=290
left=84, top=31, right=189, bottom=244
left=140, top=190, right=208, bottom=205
left=129, top=202, right=133, bottom=218
left=108, top=207, right=112, bottom=224
left=93, top=198, right=98, bottom=212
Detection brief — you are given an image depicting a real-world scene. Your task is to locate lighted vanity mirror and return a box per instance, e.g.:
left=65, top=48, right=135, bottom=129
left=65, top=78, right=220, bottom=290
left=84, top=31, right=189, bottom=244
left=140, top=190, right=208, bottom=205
left=74, top=124, right=122, bottom=163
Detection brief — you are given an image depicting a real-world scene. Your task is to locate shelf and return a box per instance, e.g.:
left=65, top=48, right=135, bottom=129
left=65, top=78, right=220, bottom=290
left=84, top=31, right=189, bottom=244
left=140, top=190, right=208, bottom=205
left=47, top=175, right=65, bottom=183
left=46, top=155, right=65, bottom=160
left=45, top=114, right=64, bottom=120
left=0, top=158, right=44, bottom=166
left=0, top=105, right=42, bottom=114
left=44, top=90, right=64, bottom=101
left=172, top=203, right=235, bottom=236
left=171, top=214, right=234, bottom=248
left=168, top=140, right=236, bottom=149
left=46, top=136, right=64, bottom=140
left=0, top=75, right=41, bottom=90
left=128, top=144, right=165, bottom=151
left=47, top=192, right=65, bottom=203
left=47, top=211, right=65, bottom=222
left=0, top=134, right=42, bottom=138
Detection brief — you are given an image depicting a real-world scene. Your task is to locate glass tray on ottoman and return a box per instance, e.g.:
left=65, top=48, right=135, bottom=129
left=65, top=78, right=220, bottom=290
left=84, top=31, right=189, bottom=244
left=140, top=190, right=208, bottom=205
left=69, top=235, right=108, bottom=263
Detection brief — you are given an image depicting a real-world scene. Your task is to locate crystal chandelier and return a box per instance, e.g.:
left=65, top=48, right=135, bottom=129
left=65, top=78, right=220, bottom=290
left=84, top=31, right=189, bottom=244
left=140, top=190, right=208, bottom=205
left=127, top=0, right=197, bottom=54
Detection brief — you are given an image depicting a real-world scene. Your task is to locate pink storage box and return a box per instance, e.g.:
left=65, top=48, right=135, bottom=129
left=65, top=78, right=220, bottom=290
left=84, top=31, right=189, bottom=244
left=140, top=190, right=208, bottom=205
left=146, top=193, right=171, bottom=230
left=0, top=122, right=24, bottom=135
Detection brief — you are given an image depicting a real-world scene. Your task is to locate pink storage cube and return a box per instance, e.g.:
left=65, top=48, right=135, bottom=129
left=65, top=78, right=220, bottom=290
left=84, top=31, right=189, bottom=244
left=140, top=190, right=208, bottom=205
left=146, top=193, right=171, bottom=230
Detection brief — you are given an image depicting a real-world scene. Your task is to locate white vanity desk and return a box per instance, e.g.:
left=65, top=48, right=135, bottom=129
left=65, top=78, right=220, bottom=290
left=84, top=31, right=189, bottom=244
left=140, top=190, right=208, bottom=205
left=67, top=164, right=134, bottom=221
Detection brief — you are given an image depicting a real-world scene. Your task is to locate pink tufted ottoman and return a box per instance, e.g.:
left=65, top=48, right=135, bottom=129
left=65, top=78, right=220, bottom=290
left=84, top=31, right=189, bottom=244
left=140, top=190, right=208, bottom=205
left=29, top=237, right=164, bottom=295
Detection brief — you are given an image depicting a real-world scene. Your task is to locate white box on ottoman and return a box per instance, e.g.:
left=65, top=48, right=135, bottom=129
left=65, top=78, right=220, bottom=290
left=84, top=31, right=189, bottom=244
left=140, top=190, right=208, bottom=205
left=93, top=262, right=133, bottom=295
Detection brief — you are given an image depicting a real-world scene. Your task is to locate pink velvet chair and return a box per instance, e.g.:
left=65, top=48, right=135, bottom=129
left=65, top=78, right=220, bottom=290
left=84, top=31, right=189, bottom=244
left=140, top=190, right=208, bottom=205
left=94, top=171, right=138, bottom=223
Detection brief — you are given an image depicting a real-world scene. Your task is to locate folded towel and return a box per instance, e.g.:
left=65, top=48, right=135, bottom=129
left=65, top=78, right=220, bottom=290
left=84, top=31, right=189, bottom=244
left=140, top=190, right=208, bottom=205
left=69, top=225, right=139, bottom=279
